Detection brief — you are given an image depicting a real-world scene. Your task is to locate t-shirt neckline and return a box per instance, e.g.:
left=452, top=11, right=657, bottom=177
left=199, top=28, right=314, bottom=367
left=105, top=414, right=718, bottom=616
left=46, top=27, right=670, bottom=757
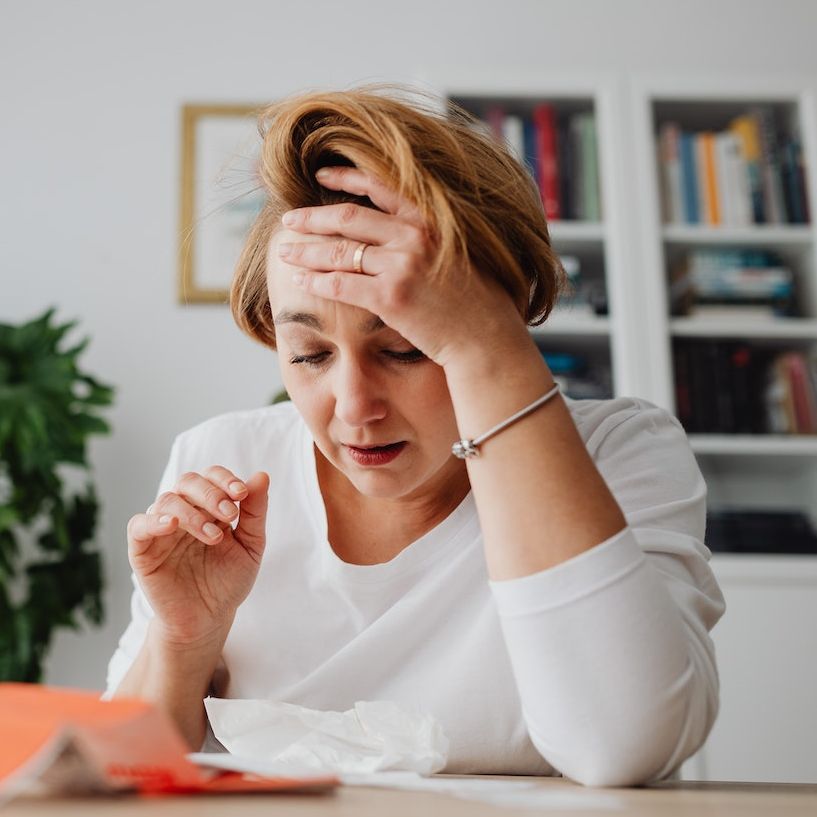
left=297, top=411, right=477, bottom=584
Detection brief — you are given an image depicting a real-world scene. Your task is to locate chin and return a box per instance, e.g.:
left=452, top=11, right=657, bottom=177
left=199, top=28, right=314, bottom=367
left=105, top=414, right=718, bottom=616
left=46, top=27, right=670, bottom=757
left=345, top=470, right=420, bottom=500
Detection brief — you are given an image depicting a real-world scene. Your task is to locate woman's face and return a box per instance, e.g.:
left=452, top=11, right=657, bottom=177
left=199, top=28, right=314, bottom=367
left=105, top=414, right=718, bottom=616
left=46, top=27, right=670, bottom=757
left=267, top=229, right=466, bottom=502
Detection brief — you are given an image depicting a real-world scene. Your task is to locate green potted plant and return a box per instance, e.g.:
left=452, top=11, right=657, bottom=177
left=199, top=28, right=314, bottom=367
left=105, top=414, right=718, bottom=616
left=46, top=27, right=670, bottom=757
left=0, top=308, right=114, bottom=682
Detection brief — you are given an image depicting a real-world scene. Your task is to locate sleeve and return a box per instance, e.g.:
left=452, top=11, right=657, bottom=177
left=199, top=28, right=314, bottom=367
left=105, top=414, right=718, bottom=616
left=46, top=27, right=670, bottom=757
left=101, top=438, right=182, bottom=699
left=489, top=402, right=726, bottom=787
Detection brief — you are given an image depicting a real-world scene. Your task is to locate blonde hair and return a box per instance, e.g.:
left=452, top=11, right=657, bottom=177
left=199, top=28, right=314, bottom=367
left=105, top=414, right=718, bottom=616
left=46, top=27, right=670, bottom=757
left=231, top=85, right=565, bottom=349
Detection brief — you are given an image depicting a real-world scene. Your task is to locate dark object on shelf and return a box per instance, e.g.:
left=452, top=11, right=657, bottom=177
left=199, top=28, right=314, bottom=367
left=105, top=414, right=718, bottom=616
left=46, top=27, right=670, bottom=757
left=536, top=349, right=612, bottom=400
left=706, top=509, right=817, bottom=555
left=673, top=340, right=770, bottom=433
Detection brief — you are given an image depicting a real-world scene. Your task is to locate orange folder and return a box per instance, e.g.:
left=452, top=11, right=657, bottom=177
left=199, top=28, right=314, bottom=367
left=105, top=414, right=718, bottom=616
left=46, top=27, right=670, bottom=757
left=0, top=683, right=337, bottom=798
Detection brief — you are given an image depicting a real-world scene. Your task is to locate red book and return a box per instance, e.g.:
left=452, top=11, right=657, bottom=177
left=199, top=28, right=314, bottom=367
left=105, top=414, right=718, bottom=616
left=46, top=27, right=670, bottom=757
left=533, top=104, right=561, bottom=220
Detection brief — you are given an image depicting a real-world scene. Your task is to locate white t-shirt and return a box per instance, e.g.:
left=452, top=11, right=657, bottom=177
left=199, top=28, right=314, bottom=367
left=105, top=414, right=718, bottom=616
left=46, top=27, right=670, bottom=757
left=105, top=397, right=725, bottom=786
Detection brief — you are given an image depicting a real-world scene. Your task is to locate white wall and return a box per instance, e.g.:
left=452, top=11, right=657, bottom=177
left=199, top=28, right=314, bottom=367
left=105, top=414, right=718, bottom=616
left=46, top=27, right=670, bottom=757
left=2, top=0, right=816, bottom=690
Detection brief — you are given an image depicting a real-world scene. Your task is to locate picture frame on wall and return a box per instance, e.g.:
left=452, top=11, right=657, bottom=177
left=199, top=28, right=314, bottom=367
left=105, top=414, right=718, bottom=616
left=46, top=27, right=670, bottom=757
left=178, top=104, right=265, bottom=304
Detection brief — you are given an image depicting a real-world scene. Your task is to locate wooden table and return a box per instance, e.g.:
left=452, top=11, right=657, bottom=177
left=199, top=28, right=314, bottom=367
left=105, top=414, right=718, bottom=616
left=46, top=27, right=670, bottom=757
left=4, top=776, right=817, bottom=816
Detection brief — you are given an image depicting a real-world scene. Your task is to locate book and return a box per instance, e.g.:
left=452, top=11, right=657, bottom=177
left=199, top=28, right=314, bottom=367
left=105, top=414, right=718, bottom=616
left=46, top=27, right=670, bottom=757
left=501, top=114, right=525, bottom=165
left=729, top=114, right=765, bottom=222
left=532, top=103, right=561, bottom=220
left=0, top=684, right=337, bottom=802
left=658, top=122, right=684, bottom=224
left=694, top=134, right=711, bottom=224
left=679, top=131, right=700, bottom=224
left=578, top=112, right=601, bottom=221
left=700, top=132, right=721, bottom=225
left=751, top=106, right=787, bottom=225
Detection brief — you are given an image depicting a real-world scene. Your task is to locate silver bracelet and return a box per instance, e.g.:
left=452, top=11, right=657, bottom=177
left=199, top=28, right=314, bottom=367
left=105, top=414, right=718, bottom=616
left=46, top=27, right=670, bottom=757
left=451, top=382, right=561, bottom=459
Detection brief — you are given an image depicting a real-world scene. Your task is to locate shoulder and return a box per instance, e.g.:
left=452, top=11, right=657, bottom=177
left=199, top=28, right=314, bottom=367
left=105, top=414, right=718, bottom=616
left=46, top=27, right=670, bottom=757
left=564, top=395, right=686, bottom=458
left=168, top=401, right=305, bottom=473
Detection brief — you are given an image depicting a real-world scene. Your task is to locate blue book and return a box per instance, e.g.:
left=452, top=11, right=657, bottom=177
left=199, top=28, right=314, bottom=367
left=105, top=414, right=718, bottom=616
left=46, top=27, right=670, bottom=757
left=679, top=132, right=699, bottom=224
left=523, top=117, right=539, bottom=185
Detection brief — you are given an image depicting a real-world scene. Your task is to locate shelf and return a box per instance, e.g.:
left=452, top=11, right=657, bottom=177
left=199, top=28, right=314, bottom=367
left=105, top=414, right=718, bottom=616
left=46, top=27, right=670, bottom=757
left=532, top=310, right=610, bottom=336
left=549, top=221, right=605, bottom=243
left=662, top=224, right=813, bottom=246
left=709, top=553, right=817, bottom=584
left=689, top=434, right=817, bottom=456
left=670, top=317, right=817, bottom=340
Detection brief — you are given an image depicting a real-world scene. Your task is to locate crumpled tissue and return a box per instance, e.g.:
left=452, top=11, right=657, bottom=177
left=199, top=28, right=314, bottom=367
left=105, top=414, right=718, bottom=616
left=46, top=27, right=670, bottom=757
left=203, top=698, right=449, bottom=775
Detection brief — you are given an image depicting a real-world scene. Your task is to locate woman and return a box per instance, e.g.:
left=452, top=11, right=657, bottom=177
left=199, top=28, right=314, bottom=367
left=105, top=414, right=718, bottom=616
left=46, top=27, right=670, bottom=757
left=106, top=86, right=725, bottom=786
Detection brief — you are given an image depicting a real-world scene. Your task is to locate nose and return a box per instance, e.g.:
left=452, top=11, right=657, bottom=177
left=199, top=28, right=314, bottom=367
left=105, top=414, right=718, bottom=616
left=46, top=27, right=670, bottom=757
left=333, top=358, right=388, bottom=428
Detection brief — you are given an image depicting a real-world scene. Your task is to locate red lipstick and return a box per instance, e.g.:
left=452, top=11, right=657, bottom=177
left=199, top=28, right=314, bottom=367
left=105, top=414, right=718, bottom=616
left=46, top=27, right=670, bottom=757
left=345, top=442, right=407, bottom=466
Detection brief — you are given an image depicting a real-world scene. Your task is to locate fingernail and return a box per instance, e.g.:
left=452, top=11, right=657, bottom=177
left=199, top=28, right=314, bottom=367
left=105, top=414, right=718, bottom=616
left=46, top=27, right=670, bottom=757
left=278, top=242, right=292, bottom=258
left=282, top=211, right=296, bottom=225
left=316, top=167, right=331, bottom=179
left=292, top=272, right=304, bottom=286
left=229, top=481, right=247, bottom=495
left=219, top=500, right=237, bottom=518
left=203, top=522, right=222, bottom=540
left=159, top=515, right=173, bottom=526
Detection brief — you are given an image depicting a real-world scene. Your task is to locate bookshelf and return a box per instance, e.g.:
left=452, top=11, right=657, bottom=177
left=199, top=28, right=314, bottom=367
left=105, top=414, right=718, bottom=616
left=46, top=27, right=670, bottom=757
left=446, top=84, right=631, bottom=403
left=630, top=78, right=817, bottom=784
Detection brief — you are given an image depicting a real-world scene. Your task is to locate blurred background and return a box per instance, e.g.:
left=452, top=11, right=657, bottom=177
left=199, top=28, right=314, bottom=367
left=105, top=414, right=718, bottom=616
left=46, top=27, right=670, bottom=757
left=2, top=0, right=817, bottom=784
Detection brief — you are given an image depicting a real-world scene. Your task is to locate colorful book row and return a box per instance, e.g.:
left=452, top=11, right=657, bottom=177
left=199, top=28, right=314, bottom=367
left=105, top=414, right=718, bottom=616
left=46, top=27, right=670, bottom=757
left=669, top=248, right=797, bottom=316
left=658, top=108, right=810, bottom=226
left=474, top=103, right=602, bottom=222
left=674, top=341, right=817, bottom=434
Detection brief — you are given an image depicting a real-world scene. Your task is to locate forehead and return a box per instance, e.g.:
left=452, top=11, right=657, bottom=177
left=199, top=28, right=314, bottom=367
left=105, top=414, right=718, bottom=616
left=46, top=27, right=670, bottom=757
left=266, top=229, right=376, bottom=332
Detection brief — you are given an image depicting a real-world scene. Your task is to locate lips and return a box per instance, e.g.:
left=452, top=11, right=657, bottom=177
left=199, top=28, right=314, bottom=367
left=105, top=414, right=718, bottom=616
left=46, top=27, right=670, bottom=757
left=344, top=441, right=407, bottom=466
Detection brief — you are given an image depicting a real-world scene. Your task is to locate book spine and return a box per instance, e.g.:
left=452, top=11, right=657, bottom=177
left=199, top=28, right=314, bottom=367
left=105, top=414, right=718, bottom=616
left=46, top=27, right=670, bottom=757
left=522, top=117, right=539, bottom=185
left=533, top=104, right=561, bottom=220
left=752, top=106, right=787, bottom=225
left=485, top=105, right=505, bottom=140
left=569, top=115, right=585, bottom=220
left=715, top=132, right=734, bottom=225
left=502, top=114, right=526, bottom=166
left=730, top=115, right=765, bottom=223
left=694, top=134, right=710, bottom=224
left=558, top=115, right=574, bottom=219
left=658, top=122, right=684, bottom=224
left=580, top=112, right=601, bottom=221
left=679, top=132, right=699, bottom=224
left=701, top=132, right=721, bottom=225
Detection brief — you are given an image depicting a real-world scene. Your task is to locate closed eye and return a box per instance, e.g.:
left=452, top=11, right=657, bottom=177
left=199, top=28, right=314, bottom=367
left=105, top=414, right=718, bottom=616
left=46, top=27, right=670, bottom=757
left=385, top=349, right=427, bottom=363
left=288, top=352, right=330, bottom=367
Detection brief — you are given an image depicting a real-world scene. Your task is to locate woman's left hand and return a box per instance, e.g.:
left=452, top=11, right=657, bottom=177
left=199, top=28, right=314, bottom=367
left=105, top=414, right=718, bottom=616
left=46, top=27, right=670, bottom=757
left=277, top=166, right=528, bottom=370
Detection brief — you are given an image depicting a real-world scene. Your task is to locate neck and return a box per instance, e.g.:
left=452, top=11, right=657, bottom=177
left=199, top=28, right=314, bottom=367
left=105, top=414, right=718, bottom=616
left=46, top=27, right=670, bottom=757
left=315, top=447, right=470, bottom=565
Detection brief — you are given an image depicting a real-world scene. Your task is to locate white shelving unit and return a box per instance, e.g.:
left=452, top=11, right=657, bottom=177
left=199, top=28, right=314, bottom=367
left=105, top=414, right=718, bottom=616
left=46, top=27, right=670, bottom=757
left=631, top=76, right=817, bottom=783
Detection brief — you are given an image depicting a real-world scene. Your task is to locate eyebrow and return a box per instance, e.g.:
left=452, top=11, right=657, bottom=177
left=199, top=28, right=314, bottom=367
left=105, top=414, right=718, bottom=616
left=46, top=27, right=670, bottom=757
left=273, top=310, right=386, bottom=334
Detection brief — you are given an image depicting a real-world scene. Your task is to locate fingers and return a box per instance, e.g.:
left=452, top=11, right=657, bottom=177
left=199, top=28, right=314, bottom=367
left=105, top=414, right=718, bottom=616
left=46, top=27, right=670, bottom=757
left=314, top=166, right=422, bottom=221
left=282, top=201, right=399, bottom=244
left=127, top=512, right=179, bottom=563
left=291, top=268, right=382, bottom=313
left=278, top=238, right=385, bottom=276
left=173, top=468, right=248, bottom=526
left=233, top=471, right=270, bottom=560
left=151, top=492, right=227, bottom=545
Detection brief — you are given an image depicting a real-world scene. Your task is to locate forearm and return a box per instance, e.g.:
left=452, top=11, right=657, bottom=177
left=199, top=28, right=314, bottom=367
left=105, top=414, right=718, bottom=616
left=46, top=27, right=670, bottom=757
left=445, top=324, right=626, bottom=581
left=111, top=618, right=231, bottom=750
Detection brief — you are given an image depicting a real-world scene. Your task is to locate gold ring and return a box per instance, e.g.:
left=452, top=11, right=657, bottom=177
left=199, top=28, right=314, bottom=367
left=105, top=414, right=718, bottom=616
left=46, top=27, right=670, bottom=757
left=352, top=242, right=369, bottom=274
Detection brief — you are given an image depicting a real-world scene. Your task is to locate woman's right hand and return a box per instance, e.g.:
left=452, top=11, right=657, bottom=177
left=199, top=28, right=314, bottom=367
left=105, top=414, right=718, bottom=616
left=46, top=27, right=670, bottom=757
left=126, top=467, right=270, bottom=648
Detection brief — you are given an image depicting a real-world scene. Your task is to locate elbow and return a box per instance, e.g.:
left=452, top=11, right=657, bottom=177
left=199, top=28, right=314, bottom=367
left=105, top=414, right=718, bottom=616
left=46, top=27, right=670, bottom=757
left=531, top=659, right=721, bottom=788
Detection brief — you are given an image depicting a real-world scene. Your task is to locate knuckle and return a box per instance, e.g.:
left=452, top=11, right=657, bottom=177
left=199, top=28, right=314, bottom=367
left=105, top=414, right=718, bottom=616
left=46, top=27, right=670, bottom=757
left=388, top=278, right=412, bottom=310
left=338, top=203, right=358, bottom=225
left=176, top=471, right=197, bottom=489
left=329, top=274, right=344, bottom=299
left=330, top=239, right=349, bottom=267
left=155, top=491, right=176, bottom=507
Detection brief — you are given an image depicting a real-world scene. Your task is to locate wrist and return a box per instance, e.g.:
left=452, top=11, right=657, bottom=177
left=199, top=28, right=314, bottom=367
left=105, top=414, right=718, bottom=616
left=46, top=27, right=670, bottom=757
left=147, top=617, right=233, bottom=664
left=443, top=326, right=551, bottom=391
